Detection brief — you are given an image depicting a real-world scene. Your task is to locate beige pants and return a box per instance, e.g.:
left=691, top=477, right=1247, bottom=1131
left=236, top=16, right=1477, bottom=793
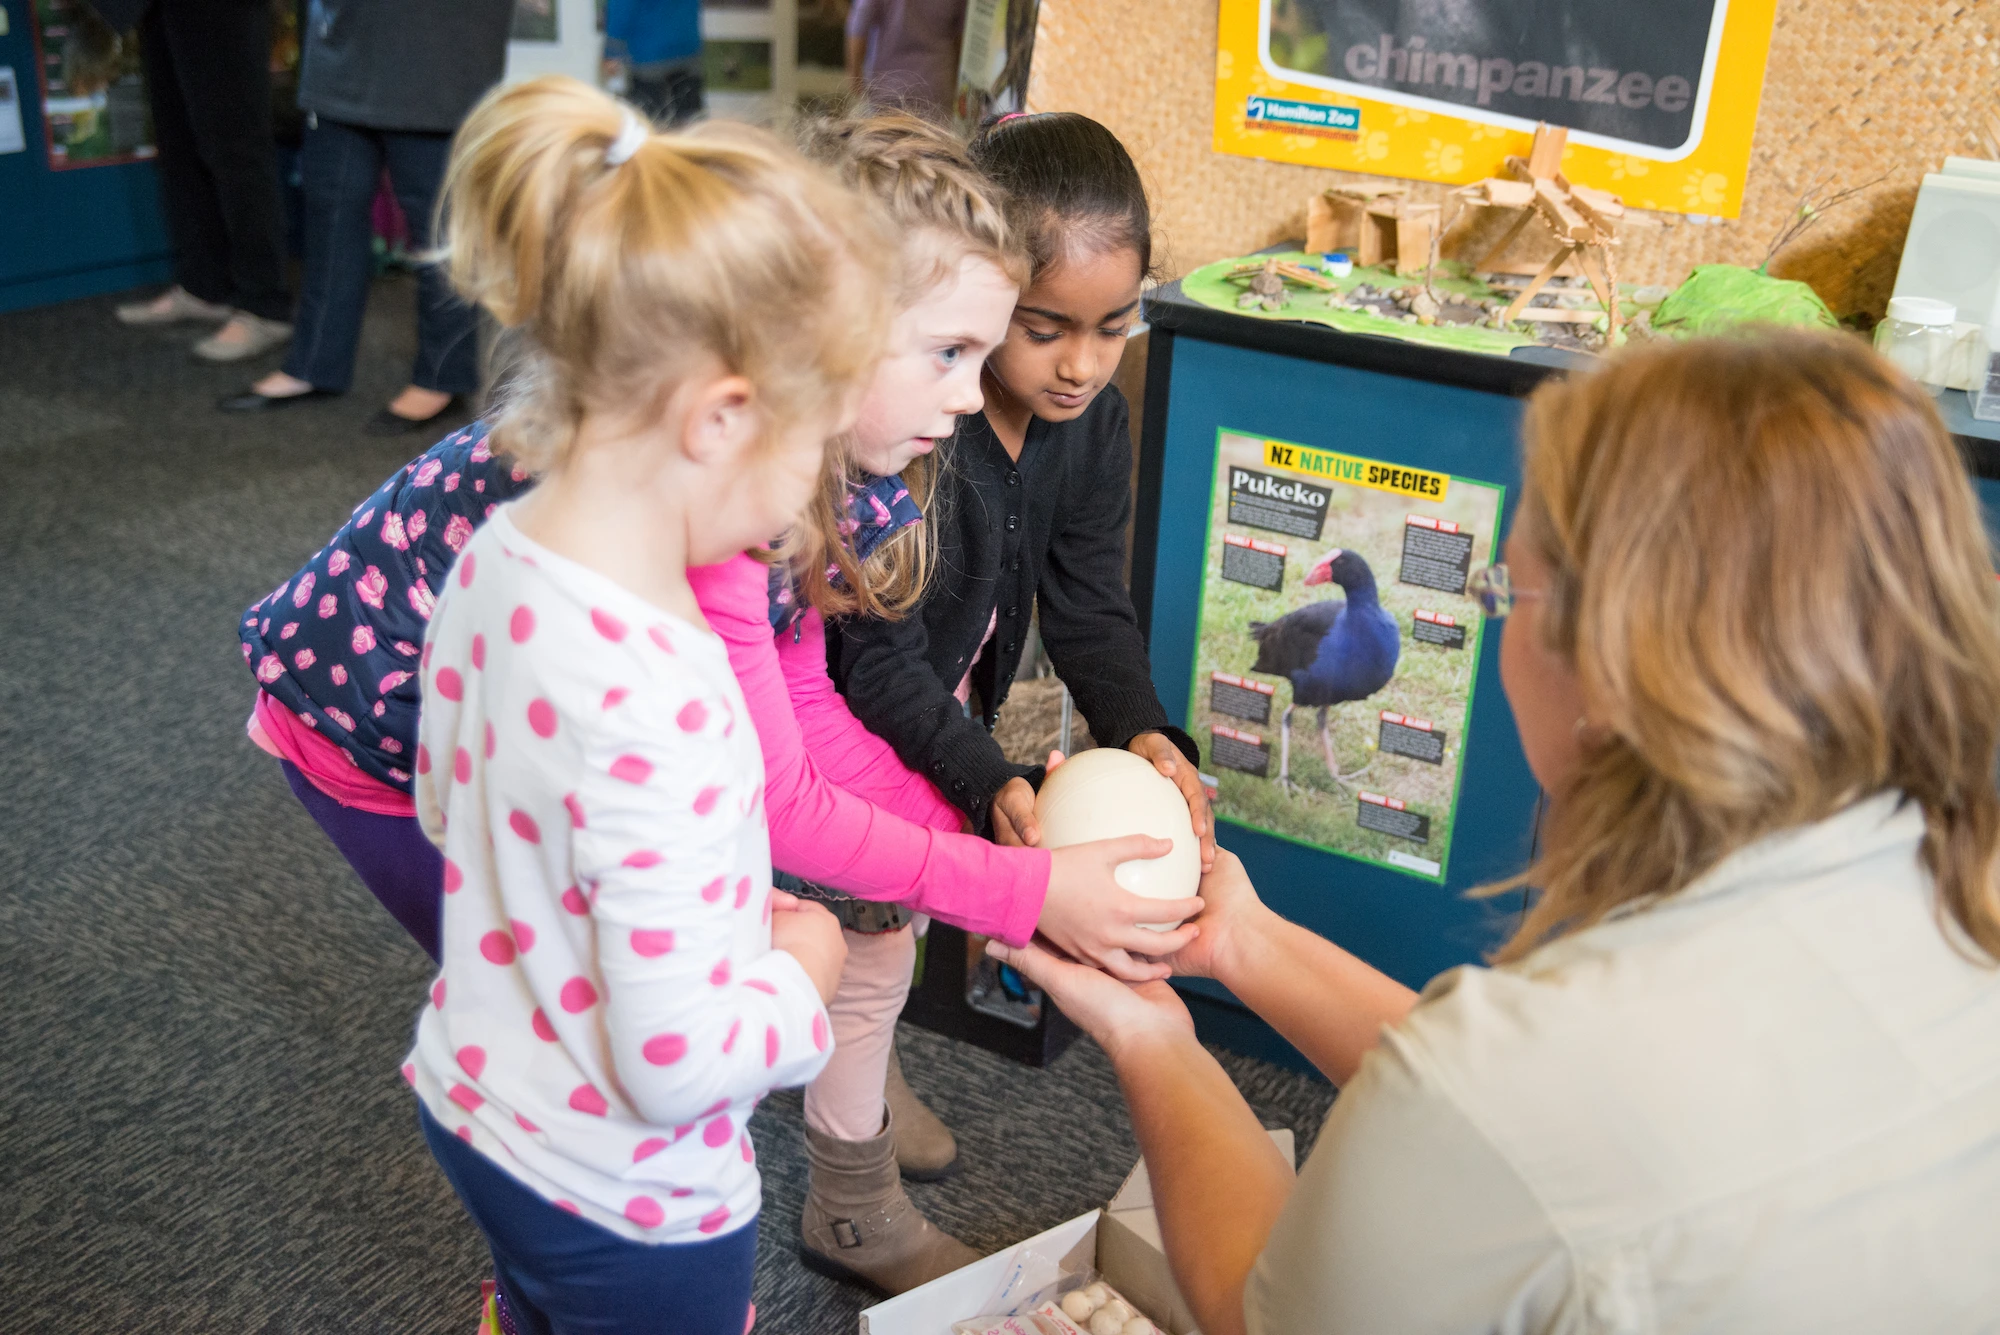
left=803, top=924, right=917, bottom=1140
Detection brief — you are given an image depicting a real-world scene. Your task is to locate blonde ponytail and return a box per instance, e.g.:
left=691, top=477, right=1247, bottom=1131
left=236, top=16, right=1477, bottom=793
left=439, top=76, right=893, bottom=473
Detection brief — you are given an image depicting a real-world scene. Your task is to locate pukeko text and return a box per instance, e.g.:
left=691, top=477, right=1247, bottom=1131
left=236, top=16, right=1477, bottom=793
left=1247, top=547, right=1400, bottom=788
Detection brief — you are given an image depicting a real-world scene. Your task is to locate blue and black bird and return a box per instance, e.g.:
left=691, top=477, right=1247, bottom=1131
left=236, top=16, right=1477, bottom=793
left=1248, top=547, right=1400, bottom=788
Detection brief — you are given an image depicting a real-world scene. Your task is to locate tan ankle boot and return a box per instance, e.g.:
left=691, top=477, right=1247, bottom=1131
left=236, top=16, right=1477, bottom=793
left=885, top=1040, right=960, bottom=1181
left=800, top=1109, right=980, bottom=1295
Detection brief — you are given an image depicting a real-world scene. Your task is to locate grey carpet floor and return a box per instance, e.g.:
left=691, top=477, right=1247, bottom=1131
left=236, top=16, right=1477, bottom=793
left=0, top=276, right=1333, bottom=1334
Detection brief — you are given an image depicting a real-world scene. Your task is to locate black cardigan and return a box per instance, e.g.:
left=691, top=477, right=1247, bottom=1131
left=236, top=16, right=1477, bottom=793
left=828, top=386, right=1199, bottom=834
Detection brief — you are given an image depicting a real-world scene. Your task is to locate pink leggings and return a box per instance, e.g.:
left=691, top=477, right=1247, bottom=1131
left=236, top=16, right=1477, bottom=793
left=803, top=925, right=916, bottom=1141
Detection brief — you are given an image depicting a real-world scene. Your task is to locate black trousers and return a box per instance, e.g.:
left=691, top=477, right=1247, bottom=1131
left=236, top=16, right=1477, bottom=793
left=137, top=0, right=290, bottom=321
left=281, top=117, right=480, bottom=396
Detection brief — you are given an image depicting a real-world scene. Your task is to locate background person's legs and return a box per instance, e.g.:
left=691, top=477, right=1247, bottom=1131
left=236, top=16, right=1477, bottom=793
left=133, top=4, right=235, bottom=316
left=277, top=118, right=385, bottom=395
left=381, top=131, right=482, bottom=417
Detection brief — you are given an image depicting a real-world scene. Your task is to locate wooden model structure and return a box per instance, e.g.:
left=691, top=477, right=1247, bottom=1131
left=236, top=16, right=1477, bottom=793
left=1450, top=124, right=1625, bottom=335
left=1223, top=256, right=1341, bottom=312
left=1307, top=185, right=1441, bottom=276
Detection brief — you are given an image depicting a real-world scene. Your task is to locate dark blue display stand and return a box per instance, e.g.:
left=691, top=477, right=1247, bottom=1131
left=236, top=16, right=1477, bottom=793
left=0, top=10, right=171, bottom=314
left=1134, top=283, right=1572, bottom=1075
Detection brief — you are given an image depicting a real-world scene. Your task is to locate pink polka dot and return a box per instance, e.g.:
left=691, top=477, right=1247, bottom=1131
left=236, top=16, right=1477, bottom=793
left=510, top=605, right=536, bottom=643
left=423, top=642, right=434, bottom=669
left=733, top=877, right=752, bottom=910
left=673, top=1124, right=695, bottom=1143
left=515, top=1113, right=540, bottom=1133
left=676, top=700, right=708, bottom=732
left=602, top=687, right=630, bottom=710
left=431, top=979, right=446, bottom=1008
left=569, top=1084, right=609, bottom=1117
left=448, top=1083, right=484, bottom=1113
left=709, top=959, right=731, bottom=986
left=634, top=1137, right=669, bottom=1162
left=527, top=698, right=558, bottom=738
left=456, top=1125, right=474, bottom=1144
left=416, top=744, right=431, bottom=775
left=591, top=608, right=628, bottom=641
left=702, top=1099, right=730, bottom=1117
left=700, top=877, right=726, bottom=903
left=457, top=1045, right=486, bottom=1079
left=642, top=1033, right=688, bottom=1066
left=453, top=748, right=471, bottom=783
left=510, top=919, right=536, bottom=952
left=563, top=792, right=586, bottom=829
left=693, top=786, right=723, bottom=815
left=745, top=979, right=778, bottom=996
left=812, top=1012, right=829, bottom=1051
left=631, top=928, right=675, bottom=957
left=443, top=859, right=463, bottom=894
left=485, top=721, right=497, bottom=759
left=559, top=977, right=599, bottom=1013
left=435, top=667, right=463, bottom=701
left=703, top=1116, right=733, bottom=1148
left=608, top=754, right=653, bottom=785
left=561, top=885, right=589, bottom=915
left=553, top=1200, right=580, bottom=1215
left=723, top=1018, right=741, bottom=1053
left=698, top=1205, right=731, bottom=1235
left=531, top=1008, right=558, bottom=1042
left=458, top=553, right=477, bottom=587
left=508, top=810, right=541, bottom=843
left=649, top=625, right=675, bottom=653
left=479, top=931, right=517, bottom=965
left=626, top=1196, right=665, bottom=1229
left=623, top=850, right=663, bottom=870
left=765, top=1026, right=780, bottom=1068
left=740, top=1133, right=754, bottom=1163
left=470, top=634, right=486, bottom=670
left=762, top=893, right=773, bottom=925
left=671, top=1187, right=694, bottom=1198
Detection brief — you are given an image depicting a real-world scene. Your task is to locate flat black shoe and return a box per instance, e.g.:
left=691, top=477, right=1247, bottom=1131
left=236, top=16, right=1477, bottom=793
left=218, top=386, right=338, bottom=413
left=364, top=396, right=462, bottom=437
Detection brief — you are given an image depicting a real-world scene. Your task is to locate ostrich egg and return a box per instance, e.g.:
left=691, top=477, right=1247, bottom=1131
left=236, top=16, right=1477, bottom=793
left=1033, top=748, right=1201, bottom=930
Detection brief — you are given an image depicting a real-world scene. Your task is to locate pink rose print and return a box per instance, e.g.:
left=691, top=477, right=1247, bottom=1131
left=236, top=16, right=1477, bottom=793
left=415, top=557, right=427, bottom=577
left=240, top=642, right=251, bottom=662
left=327, top=708, right=357, bottom=731
left=387, top=767, right=410, bottom=783
left=272, top=580, right=289, bottom=603
left=326, top=550, right=351, bottom=577
left=280, top=622, right=299, bottom=640
left=317, top=593, right=337, bottom=619
left=292, top=572, right=315, bottom=607
left=511, top=464, right=531, bottom=482
left=255, top=654, right=283, bottom=683
left=352, top=625, right=377, bottom=654
left=443, top=514, right=473, bottom=552
left=471, top=437, right=492, bottom=463
left=356, top=566, right=388, bottom=609
left=293, top=648, right=316, bottom=670
left=357, top=508, right=375, bottom=528
left=413, top=458, right=443, bottom=487
left=408, top=582, right=436, bottom=620
left=380, top=736, right=403, bottom=754
left=380, top=511, right=409, bottom=551
left=443, top=472, right=461, bottom=492
left=373, top=700, right=386, bottom=717
left=378, top=670, right=413, bottom=694
left=407, top=510, right=428, bottom=541
left=329, top=664, right=348, bottom=685
left=394, top=640, right=419, bottom=656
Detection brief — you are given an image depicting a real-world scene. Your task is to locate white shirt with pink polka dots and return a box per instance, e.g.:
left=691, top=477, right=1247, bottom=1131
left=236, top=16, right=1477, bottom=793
left=405, top=506, right=833, bottom=1245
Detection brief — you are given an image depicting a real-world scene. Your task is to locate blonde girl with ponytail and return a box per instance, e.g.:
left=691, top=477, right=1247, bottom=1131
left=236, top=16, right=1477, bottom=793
left=402, top=77, right=890, bottom=1335
left=683, top=111, right=1203, bottom=1296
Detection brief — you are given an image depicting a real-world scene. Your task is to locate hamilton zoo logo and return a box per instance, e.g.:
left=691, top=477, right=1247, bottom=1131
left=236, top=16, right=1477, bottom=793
left=1244, top=95, right=1361, bottom=140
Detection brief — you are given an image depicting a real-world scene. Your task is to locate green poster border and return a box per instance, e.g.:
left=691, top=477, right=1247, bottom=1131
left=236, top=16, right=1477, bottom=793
left=1186, top=426, right=1506, bottom=884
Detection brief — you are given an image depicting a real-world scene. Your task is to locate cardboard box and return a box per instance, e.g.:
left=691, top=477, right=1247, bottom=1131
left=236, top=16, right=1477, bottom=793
left=859, top=1130, right=1295, bottom=1335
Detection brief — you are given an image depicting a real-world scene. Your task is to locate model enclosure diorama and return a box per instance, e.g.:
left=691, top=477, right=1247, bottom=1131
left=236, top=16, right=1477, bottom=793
left=1190, top=122, right=1853, bottom=356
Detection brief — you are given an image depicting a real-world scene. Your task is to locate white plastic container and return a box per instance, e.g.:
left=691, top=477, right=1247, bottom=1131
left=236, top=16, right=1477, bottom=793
left=1875, top=295, right=1957, bottom=392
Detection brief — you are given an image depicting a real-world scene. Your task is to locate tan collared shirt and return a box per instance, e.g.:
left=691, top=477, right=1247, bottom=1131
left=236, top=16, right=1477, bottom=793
left=1247, top=792, right=2000, bottom=1333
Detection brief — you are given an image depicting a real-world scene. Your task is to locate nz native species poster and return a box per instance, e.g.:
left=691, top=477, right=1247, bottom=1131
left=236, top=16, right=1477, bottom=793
left=1214, top=0, right=1780, bottom=217
left=1189, top=429, right=1503, bottom=882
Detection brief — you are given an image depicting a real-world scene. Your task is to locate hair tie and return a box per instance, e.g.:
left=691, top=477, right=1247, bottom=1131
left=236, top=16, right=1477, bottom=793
left=605, top=109, right=648, bottom=166
left=996, top=111, right=1031, bottom=125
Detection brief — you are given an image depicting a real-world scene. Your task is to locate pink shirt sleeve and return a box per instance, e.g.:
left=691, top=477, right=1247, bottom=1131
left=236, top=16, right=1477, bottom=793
left=688, top=554, right=1046, bottom=946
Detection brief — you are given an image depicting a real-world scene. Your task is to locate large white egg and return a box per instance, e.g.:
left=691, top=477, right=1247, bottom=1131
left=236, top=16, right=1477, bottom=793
left=1033, top=748, right=1201, bottom=930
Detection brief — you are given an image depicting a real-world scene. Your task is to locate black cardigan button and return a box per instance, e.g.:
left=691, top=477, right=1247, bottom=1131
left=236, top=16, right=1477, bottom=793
left=1004, top=515, right=1019, bottom=532
left=1004, top=469, right=1021, bottom=486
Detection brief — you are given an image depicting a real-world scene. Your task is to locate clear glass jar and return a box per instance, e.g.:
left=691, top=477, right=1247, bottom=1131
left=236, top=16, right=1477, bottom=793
left=1875, top=296, right=1957, bottom=392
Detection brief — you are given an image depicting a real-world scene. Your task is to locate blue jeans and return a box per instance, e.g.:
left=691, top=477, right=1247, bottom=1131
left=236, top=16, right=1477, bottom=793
left=283, top=118, right=481, bottom=396
left=420, top=1107, right=757, bottom=1335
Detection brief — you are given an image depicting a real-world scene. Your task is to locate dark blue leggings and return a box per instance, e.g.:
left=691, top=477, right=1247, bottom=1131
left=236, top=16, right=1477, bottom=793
left=421, top=1107, right=757, bottom=1335
left=280, top=759, right=442, bottom=961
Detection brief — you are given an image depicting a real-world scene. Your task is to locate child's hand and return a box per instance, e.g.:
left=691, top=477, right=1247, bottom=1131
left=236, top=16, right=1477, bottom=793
left=1041, top=835, right=1203, bottom=983
left=1127, top=731, right=1217, bottom=871
left=770, top=891, right=847, bottom=1005
left=991, top=776, right=1042, bottom=846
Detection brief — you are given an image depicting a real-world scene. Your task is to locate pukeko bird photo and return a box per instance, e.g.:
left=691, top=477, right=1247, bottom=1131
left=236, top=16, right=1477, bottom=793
left=1248, top=547, right=1401, bottom=790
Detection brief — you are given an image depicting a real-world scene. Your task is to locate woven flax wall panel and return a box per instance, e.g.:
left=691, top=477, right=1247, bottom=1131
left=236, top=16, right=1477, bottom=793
left=1026, top=0, right=2000, bottom=318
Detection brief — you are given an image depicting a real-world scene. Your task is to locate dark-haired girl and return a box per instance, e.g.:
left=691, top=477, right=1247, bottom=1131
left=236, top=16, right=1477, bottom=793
left=830, top=110, right=1216, bottom=866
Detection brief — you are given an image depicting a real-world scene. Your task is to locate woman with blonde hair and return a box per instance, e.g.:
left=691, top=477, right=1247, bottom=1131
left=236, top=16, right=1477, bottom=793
left=998, top=330, right=2000, bottom=1333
